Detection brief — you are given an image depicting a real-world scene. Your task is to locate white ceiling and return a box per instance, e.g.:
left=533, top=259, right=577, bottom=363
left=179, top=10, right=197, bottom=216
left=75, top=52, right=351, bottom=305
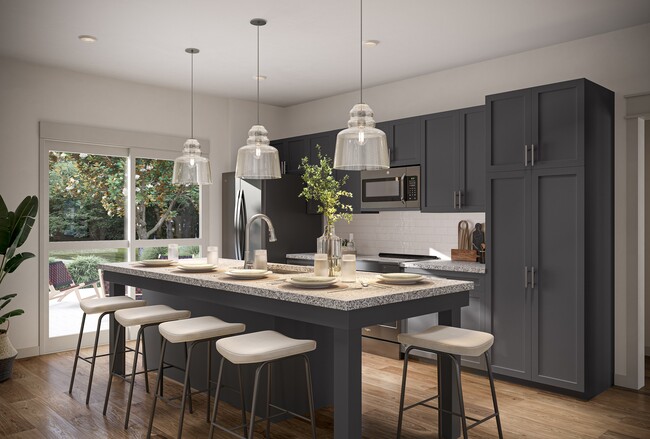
left=1, top=0, right=649, bottom=107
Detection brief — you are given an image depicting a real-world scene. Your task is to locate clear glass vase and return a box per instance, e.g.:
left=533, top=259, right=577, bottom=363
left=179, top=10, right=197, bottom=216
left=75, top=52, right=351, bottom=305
left=317, top=218, right=342, bottom=276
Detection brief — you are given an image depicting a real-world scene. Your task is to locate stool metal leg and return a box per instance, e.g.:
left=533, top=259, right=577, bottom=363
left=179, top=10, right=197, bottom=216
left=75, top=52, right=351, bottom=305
left=206, top=341, right=212, bottom=423
left=437, top=353, right=443, bottom=439
left=485, top=351, right=504, bottom=439
left=396, top=345, right=414, bottom=438
left=177, top=341, right=197, bottom=439
left=208, top=357, right=226, bottom=439
left=141, top=326, right=149, bottom=393
left=124, top=326, right=145, bottom=429
left=249, top=362, right=269, bottom=437
left=184, top=342, right=193, bottom=414
left=103, top=324, right=122, bottom=415
left=238, top=365, right=248, bottom=438
left=85, top=311, right=109, bottom=405
left=68, top=312, right=87, bottom=395
left=265, top=363, right=272, bottom=439
left=302, top=354, right=317, bottom=439
left=146, top=338, right=168, bottom=438
left=450, top=354, right=468, bottom=439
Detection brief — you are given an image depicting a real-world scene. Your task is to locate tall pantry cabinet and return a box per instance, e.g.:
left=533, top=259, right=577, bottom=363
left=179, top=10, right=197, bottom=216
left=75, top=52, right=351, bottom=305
left=486, top=79, right=614, bottom=397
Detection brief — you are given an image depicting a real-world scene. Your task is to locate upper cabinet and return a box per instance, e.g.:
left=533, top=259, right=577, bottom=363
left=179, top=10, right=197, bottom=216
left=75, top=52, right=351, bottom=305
left=487, top=79, right=585, bottom=172
left=377, top=116, right=421, bottom=167
left=286, top=136, right=310, bottom=174
left=421, top=106, right=485, bottom=212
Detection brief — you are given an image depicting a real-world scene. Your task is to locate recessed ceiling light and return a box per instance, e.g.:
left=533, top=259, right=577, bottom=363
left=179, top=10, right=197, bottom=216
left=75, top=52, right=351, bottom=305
left=363, top=40, right=379, bottom=47
left=78, top=35, right=97, bottom=43
left=253, top=75, right=267, bottom=81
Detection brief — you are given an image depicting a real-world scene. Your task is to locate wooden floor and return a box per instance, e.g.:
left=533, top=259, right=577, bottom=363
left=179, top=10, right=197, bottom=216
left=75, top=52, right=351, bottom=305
left=1, top=349, right=649, bottom=438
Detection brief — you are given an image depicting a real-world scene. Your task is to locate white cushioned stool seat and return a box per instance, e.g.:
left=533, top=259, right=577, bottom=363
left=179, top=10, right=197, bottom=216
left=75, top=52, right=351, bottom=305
left=115, top=304, right=190, bottom=327
left=216, top=330, right=316, bottom=365
left=398, top=325, right=494, bottom=357
left=80, top=296, right=146, bottom=315
left=159, top=316, right=245, bottom=344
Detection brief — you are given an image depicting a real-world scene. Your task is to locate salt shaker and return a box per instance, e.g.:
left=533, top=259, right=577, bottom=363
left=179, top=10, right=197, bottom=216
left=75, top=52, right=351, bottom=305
left=314, top=253, right=329, bottom=277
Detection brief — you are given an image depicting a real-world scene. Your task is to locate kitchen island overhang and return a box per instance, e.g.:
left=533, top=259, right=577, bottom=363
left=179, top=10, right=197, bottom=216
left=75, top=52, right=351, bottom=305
left=100, top=260, right=472, bottom=438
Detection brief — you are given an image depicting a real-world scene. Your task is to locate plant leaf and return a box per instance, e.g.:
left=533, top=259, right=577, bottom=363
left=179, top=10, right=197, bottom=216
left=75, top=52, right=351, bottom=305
left=11, top=196, right=38, bottom=248
left=4, top=252, right=35, bottom=273
left=0, top=308, right=24, bottom=325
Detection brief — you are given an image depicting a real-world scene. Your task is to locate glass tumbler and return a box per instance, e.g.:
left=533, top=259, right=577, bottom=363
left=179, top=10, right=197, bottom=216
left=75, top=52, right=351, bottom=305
left=207, top=246, right=219, bottom=265
left=254, top=249, right=268, bottom=270
left=314, top=253, right=329, bottom=277
left=167, top=244, right=179, bottom=261
left=341, top=254, right=357, bottom=282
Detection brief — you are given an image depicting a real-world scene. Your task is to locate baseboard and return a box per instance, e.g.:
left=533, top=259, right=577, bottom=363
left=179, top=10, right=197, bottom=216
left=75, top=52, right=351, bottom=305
left=16, top=346, right=40, bottom=359
left=614, top=372, right=644, bottom=390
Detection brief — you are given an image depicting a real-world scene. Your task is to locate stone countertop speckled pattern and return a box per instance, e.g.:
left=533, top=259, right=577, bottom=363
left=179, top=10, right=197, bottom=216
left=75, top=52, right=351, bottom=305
left=100, top=259, right=473, bottom=311
left=286, top=253, right=486, bottom=274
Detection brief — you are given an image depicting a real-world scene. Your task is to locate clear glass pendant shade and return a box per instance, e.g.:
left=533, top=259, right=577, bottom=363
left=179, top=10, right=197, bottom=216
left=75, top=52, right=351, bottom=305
left=235, top=125, right=281, bottom=179
left=334, top=103, right=389, bottom=171
left=172, top=138, right=213, bottom=185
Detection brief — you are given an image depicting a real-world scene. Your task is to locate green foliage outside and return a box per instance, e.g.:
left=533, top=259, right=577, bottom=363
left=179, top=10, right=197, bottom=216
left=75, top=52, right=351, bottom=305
left=48, top=152, right=199, bottom=242
left=299, top=146, right=353, bottom=225
left=66, top=255, right=106, bottom=285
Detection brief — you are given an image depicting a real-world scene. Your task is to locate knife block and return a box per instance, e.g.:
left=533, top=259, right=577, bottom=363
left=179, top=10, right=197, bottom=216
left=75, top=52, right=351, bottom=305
left=451, top=249, right=478, bottom=262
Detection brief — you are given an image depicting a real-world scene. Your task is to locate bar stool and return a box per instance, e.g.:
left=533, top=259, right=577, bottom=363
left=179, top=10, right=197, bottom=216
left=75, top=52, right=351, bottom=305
left=396, top=325, right=503, bottom=439
left=103, top=304, right=191, bottom=429
left=208, top=330, right=317, bottom=439
left=146, top=316, right=246, bottom=439
left=68, top=296, right=146, bottom=404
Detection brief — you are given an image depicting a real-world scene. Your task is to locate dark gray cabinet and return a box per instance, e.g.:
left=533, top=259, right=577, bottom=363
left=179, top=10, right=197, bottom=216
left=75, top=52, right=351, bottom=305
left=422, top=106, right=485, bottom=212
left=403, top=269, right=488, bottom=370
left=286, top=136, right=310, bottom=174
left=486, top=78, right=613, bottom=398
left=377, top=116, right=421, bottom=167
left=487, top=79, right=585, bottom=173
left=270, top=139, right=288, bottom=174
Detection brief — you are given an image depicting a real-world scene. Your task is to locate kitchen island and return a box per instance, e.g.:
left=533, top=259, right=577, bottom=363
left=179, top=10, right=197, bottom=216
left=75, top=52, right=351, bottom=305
left=100, top=259, right=472, bottom=438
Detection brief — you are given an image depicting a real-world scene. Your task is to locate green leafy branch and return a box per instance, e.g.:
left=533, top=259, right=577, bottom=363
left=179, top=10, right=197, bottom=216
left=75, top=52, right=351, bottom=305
left=298, top=146, right=353, bottom=224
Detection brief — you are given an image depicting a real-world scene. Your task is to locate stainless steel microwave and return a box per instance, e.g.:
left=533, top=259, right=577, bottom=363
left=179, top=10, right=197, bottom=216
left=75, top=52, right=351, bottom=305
left=360, top=166, right=420, bottom=210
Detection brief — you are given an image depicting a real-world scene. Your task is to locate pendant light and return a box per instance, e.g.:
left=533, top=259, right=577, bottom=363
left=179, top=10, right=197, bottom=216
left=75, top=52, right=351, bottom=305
left=172, top=48, right=212, bottom=185
left=333, top=0, right=389, bottom=171
left=235, top=18, right=281, bottom=180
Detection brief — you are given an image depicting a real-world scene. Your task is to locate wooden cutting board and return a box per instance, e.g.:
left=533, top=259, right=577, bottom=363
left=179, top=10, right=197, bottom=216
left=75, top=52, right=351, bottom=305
left=451, top=249, right=478, bottom=262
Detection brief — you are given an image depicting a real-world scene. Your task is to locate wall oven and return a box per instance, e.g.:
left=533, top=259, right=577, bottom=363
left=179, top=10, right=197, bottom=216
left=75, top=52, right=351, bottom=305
left=360, top=165, right=420, bottom=210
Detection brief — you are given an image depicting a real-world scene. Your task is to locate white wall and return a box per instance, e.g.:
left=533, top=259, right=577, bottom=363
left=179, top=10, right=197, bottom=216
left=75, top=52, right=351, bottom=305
left=0, top=56, right=285, bottom=355
left=283, top=23, right=650, bottom=387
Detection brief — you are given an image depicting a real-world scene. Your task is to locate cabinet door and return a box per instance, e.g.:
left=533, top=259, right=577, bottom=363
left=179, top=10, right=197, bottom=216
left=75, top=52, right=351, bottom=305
left=486, top=89, right=531, bottom=172
left=287, top=137, right=310, bottom=174
left=270, top=139, right=288, bottom=173
left=531, top=80, right=584, bottom=169
left=487, top=171, right=531, bottom=380
left=459, top=106, right=485, bottom=211
left=421, top=111, right=458, bottom=212
left=336, top=170, right=361, bottom=213
left=377, top=117, right=422, bottom=167
left=531, top=167, right=584, bottom=391
left=309, top=131, right=336, bottom=165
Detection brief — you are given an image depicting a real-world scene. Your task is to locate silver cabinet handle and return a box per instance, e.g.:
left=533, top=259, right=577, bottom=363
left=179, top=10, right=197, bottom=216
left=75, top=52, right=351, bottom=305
left=524, top=266, right=529, bottom=288
left=453, top=191, right=457, bottom=209
left=531, top=266, right=536, bottom=289
left=524, top=144, right=528, bottom=167
left=458, top=191, right=462, bottom=209
left=531, top=144, right=535, bottom=167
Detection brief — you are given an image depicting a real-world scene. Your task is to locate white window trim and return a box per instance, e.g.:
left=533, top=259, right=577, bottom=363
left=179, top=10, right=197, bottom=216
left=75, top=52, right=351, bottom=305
left=39, top=122, right=210, bottom=354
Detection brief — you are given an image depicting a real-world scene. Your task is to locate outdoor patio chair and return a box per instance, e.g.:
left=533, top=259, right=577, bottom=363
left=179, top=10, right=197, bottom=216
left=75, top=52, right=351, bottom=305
left=48, top=261, right=100, bottom=302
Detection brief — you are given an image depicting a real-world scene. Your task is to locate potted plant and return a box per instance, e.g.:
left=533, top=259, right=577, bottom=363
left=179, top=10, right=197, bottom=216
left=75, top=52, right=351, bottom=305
left=299, top=147, right=353, bottom=275
left=0, top=195, right=38, bottom=382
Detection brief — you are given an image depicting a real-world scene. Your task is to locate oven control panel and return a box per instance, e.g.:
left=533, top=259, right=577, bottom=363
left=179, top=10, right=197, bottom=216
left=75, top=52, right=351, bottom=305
left=405, top=176, right=418, bottom=201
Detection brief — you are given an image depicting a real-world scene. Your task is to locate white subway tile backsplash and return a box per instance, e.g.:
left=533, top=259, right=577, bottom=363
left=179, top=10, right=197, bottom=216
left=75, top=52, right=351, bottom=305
left=334, top=211, right=485, bottom=259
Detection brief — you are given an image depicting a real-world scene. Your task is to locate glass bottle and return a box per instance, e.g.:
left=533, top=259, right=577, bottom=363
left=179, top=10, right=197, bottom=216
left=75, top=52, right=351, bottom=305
left=317, top=217, right=342, bottom=276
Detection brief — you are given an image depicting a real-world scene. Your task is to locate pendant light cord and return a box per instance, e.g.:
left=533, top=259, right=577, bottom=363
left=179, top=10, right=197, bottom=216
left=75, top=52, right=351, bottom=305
left=360, top=0, right=363, bottom=104
left=257, top=24, right=260, bottom=125
left=190, top=51, right=194, bottom=139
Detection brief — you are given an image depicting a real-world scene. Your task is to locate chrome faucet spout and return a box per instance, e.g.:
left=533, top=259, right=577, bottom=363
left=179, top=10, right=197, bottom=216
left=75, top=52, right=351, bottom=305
left=243, top=213, right=276, bottom=268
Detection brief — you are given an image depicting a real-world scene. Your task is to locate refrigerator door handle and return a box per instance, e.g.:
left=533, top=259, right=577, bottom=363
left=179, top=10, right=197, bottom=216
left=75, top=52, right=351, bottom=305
left=234, top=189, right=247, bottom=260
left=238, top=191, right=248, bottom=260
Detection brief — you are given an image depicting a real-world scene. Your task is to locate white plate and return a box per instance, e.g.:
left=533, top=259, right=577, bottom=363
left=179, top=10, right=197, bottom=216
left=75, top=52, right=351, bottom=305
left=377, top=273, right=424, bottom=284
left=139, top=259, right=176, bottom=267
left=286, top=277, right=338, bottom=288
left=177, top=263, right=217, bottom=272
left=224, top=269, right=272, bottom=279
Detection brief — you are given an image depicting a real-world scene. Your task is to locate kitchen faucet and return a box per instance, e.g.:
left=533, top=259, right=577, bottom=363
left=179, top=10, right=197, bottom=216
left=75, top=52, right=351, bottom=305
left=243, top=213, right=277, bottom=269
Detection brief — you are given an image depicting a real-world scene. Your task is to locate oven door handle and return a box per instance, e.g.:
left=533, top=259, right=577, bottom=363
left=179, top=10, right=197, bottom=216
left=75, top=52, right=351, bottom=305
left=399, top=173, right=406, bottom=205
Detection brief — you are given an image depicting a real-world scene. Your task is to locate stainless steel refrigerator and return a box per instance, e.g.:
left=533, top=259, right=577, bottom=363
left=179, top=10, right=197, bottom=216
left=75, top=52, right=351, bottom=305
left=222, top=172, right=322, bottom=263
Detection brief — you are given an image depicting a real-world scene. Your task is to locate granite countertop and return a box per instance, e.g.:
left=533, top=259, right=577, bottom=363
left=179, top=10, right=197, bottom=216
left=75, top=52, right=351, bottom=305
left=100, top=258, right=473, bottom=312
left=286, top=253, right=486, bottom=274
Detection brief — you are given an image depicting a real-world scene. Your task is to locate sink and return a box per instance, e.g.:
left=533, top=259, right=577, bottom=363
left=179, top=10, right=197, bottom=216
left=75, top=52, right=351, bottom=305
left=267, top=264, right=312, bottom=275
